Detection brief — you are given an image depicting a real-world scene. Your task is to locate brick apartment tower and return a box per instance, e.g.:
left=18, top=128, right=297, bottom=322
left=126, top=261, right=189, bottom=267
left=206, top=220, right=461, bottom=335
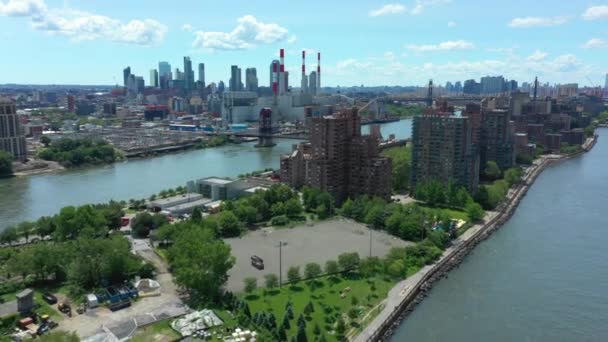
left=281, top=108, right=392, bottom=204
left=411, top=112, right=479, bottom=194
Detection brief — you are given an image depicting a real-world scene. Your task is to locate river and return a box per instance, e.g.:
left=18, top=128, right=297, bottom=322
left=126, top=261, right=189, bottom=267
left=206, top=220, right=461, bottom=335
left=0, top=119, right=412, bottom=231
left=391, top=129, right=608, bottom=341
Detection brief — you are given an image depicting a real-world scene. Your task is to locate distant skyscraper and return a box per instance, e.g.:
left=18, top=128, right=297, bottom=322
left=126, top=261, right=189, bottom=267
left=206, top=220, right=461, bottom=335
left=218, top=80, right=225, bottom=94
left=480, top=76, right=505, bottom=94
left=135, top=76, right=145, bottom=93
left=174, top=68, right=183, bottom=81
left=183, top=57, right=194, bottom=91
left=604, top=73, right=608, bottom=96
left=123, top=66, right=131, bottom=87
left=309, top=71, right=317, bottom=95
left=454, top=81, right=463, bottom=93
left=150, top=69, right=159, bottom=88
left=245, top=68, right=258, bottom=92
left=0, top=97, right=27, bottom=161
left=463, top=79, right=481, bottom=94
left=230, top=65, right=242, bottom=91
left=198, top=63, right=205, bottom=85
left=158, top=61, right=171, bottom=89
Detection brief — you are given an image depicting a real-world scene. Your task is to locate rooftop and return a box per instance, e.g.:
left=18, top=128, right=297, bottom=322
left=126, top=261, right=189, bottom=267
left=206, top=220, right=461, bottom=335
left=201, top=177, right=233, bottom=185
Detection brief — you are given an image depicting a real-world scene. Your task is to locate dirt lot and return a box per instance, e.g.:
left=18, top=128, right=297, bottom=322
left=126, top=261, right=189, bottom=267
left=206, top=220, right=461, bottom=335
left=224, top=218, right=411, bottom=292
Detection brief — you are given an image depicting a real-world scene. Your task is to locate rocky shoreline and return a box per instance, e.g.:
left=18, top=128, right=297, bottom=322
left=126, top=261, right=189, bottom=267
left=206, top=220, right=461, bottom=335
left=370, top=135, right=598, bottom=342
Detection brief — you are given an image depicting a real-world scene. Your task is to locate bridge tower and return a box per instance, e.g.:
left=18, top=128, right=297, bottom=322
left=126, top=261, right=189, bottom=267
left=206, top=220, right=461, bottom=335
left=255, top=108, right=276, bottom=147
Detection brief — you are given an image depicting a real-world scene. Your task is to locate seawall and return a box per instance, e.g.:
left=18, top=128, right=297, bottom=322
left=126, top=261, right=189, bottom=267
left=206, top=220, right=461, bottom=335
left=358, top=134, right=599, bottom=342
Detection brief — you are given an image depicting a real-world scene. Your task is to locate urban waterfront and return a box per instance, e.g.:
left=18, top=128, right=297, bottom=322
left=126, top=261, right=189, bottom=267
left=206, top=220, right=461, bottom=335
left=0, top=119, right=412, bottom=231
left=391, top=129, right=608, bottom=342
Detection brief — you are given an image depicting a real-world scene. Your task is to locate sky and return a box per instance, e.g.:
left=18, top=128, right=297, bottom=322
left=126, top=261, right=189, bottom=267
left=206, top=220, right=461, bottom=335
left=1, top=0, right=607, bottom=87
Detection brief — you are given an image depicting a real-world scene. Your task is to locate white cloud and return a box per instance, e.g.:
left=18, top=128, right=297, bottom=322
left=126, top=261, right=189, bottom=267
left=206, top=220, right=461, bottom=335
left=384, top=51, right=396, bottom=60
left=582, top=5, right=608, bottom=20
left=410, top=0, right=451, bottom=15
left=192, top=15, right=289, bottom=50
left=406, top=40, right=474, bottom=52
left=0, top=0, right=46, bottom=17
left=1, top=0, right=166, bottom=45
left=508, top=16, right=568, bottom=28
left=369, top=4, right=406, bottom=17
left=31, top=9, right=167, bottom=45
left=181, top=23, right=193, bottom=32
left=447, top=21, right=456, bottom=27
left=287, top=35, right=297, bottom=44
left=527, top=50, right=548, bottom=61
left=582, top=38, right=607, bottom=49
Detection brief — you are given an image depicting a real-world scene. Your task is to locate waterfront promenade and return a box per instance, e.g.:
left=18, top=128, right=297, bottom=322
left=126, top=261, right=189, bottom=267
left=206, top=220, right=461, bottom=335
left=355, top=136, right=598, bottom=342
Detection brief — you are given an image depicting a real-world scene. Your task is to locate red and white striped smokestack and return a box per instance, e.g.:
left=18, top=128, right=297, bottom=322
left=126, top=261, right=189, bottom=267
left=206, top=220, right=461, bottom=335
left=279, top=48, right=285, bottom=94
left=302, top=50, right=306, bottom=75
left=280, top=49, right=285, bottom=73
left=317, top=52, right=321, bottom=90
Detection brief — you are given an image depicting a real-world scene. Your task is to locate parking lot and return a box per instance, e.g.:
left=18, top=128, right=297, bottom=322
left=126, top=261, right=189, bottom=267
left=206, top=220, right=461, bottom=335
left=225, top=218, right=411, bottom=292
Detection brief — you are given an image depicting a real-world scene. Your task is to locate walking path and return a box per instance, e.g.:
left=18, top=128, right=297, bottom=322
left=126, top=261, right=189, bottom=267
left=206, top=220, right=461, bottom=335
left=353, top=135, right=600, bottom=342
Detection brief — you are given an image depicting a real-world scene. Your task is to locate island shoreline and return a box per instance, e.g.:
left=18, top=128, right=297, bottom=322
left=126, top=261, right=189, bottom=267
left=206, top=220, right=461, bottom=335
left=358, top=134, right=599, bottom=342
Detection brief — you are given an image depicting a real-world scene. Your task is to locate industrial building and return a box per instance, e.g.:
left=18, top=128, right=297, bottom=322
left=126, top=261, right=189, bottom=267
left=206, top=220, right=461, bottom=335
left=280, top=107, right=392, bottom=204
left=0, top=97, right=27, bottom=161
left=220, top=48, right=339, bottom=124
left=186, top=177, right=265, bottom=201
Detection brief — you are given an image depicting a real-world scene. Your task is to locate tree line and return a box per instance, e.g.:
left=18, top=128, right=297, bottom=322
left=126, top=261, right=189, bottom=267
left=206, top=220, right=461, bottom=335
left=38, top=137, right=119, bottom=167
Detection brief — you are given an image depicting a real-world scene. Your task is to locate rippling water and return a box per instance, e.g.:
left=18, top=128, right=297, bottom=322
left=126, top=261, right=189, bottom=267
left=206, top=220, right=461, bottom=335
left=391, top=129, right=608, bottom=341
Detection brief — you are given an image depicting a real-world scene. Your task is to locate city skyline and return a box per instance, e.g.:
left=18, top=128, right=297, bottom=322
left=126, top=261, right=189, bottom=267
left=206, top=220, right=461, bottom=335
left=0, top=0, right=607, bottom=86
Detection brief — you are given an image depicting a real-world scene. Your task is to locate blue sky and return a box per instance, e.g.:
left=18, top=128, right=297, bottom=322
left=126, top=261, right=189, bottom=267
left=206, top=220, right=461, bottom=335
left=1, top=0, right=607, bottom=87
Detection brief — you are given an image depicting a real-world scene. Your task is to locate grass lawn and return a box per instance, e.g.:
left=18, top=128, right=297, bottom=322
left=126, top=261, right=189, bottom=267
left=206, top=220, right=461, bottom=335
left=418, top=204, right=469, bottom=222
left=243, top=273, right=396, bottom=341
left=0, top=289, right=61, bottom=320
left=131, top=319, right=180, bottom=342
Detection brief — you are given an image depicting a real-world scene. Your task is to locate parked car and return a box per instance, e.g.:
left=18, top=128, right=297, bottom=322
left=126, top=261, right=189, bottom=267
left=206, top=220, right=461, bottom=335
left=42, top=293, right=57, bottom=305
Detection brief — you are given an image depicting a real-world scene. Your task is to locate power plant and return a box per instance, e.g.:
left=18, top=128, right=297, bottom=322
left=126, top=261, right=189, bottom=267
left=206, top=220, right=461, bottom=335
left=220, top=48, right=340, bottom=125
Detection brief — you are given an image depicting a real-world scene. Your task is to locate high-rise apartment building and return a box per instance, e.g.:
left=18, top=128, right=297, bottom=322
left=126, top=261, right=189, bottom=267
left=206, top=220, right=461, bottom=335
left=280, top=108, right=392, bottom=204
left=245, top=68, right=258, bottom=92
left=183, top=57, right=194, bottom=91
left=0, top=97, right=27, bottom=161
left=198, top=63, right=205, bottom=85
left=123, top=66, right=131, bottom=87
left=411, top=113, right=479, bottom=193
left=604, top=73, right=608, bottom=95
left=150, top=69, right=159, bottom=88
left=480, top=106, right=515, bottom=172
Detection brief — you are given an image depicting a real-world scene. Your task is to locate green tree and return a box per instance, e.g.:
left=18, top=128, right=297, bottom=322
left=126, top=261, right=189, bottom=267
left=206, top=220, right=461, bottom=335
left=0, top=150, right=13, bottom=176
left=324, top=260, right=339, bottom=274
left=244, top=277, right=257, bottom=293
left=39, top=135, right=51, bottom=147
left=168, top=227, right=235, bottom=304
left=338, top=252, right=360, bottom=272
left=381, top=144, right=412, bottom=193
left=284, top=198, right=303, bottom=219
left=504, top=167, right=522, bottom=187
left=484, top=161, right=501, bottom=180
left=235, top=203, right=258, bottom=226
left=465, top=201, right=485, bottom=222
left=304, top=262, right=322, bottom=279
left=287, top=266, right=301, bottom=283
left=264, top=273, right=279, bottom=289
left=296, top=321, right=308, bottom=342
left=191, top=207, right=203, bottom=222
left=217, top=210, right=242, bottom=237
